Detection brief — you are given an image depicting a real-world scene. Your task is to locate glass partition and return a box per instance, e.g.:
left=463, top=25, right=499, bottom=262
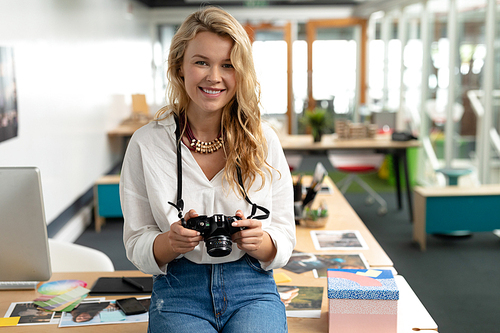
left=157, top=25, right=178, bottom=106
left=490, top=3, right=500, bottom=182
left=412, top=0, right=488, bottom=185
left=245, top=22, right=294, bottom=135
left=426, top=0, right=453, bottom=168
left=312, top=26, right=357, bottom=119
left=456, top=0, right=488, bottom=183
left=367, top=16, right=384, bottom=111
left=367, top=12, right=401, bottom=131
left=401, top=4, right=424, bottom=135
left=292, top=38, right=308, bottom=115
left=253, top=38, right=288, bottom=115
left=364, top=0, right=500, bottom=186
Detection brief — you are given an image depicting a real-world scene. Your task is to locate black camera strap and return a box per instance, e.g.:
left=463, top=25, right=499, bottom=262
left=168, top=114, right=186, bottom=223
left=236, top=167, right=270, bottom=220
left=167, top=113, right=270, bottom=221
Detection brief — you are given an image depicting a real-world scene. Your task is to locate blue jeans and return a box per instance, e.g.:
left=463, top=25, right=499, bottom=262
left=148, top=255, right=287, bottom=333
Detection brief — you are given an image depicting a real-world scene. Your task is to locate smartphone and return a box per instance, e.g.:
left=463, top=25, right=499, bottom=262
left=116, top=297, right=147, bottom=315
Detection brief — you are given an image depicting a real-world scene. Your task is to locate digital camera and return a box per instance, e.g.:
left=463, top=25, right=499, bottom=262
left=182, top=214, right=244, bottom=257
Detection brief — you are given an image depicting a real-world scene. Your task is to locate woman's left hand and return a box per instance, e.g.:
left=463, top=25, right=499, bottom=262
left=231, top=210, right=264, bottom=253
left=231, top=210, right=277, bottom=262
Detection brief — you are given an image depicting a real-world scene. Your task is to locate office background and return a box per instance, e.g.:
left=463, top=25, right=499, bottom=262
left=1, top=0, right=499, bottom=331
left=0, top=0, right=359, bottom=240
left=2, top=0, right=499, bottom=239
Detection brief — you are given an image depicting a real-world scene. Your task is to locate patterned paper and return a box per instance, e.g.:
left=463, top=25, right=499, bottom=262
left=329, top=299, right=398, bottom=315
left=327, top=269, right=399, bottom=300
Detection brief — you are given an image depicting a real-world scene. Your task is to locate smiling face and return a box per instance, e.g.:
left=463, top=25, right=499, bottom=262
left=180, top=31, right=236, bottom=118
left=75, top=312, right=91, bottom=322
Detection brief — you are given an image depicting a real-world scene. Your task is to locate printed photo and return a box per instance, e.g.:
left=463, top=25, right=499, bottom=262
left=312, top=253, right=369, bottom=278
left=0, top=46, right=18, bottom=143
left=59, top=299, right=149, bottom=327
left=6, top=302, right=56, bottom=325
left=310, top=230, right=369, bottom=251
left=278, top=285, right=323, bottom=318
left=282, top=252, right=369, bottom=277
left=282, top=253, right=325, bottom=274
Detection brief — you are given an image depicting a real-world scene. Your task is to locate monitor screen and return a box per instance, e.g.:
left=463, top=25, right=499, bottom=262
left=0, top=167, right=52, bottom=282
left=371, top=111, right=396, bottom=132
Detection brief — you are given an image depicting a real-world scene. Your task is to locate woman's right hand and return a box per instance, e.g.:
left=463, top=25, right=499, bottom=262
left=153, top=210, right=204, bottom=267
left=167, top=209, right=204, bottom=255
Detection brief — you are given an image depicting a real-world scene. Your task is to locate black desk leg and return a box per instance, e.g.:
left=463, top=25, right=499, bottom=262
left=392, top=153, right=402, bottom=210
left=401, top=150, right=413, bottom=223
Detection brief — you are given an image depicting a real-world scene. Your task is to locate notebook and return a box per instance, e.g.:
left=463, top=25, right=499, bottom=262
left=89, top=277, right=153, bottom=295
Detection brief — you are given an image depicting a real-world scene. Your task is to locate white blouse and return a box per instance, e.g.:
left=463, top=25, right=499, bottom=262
left=120, top=112, right=296, bottom=275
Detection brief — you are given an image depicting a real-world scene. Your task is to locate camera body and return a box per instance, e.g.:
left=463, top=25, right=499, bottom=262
left=182, top=214, right=244, bottom=257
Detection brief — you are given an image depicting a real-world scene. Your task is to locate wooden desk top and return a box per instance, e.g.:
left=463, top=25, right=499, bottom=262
left=0, top=270, right=437, bottom=332
left=107, top=119, right=150, bottom=137
left=279, top=133, right=421, bottom=151
left=0, top=271, right=147, bottom=333
left=414, top=184, right=500, bottom=197
left=95, top=174, right=121, bottom=184
left=298, top=177, right=393, bottom=267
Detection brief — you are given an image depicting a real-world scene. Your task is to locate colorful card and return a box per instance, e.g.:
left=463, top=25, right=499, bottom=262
left=34, top=286, right=90, bottom=311
left=38, top=280, right=87, bottom=295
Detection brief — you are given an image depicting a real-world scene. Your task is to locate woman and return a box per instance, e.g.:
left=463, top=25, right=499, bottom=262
left=120, top=6, right=295, bottom=332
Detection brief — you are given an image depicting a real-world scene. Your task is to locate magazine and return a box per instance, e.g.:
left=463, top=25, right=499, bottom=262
left=278, top=285, right=323, bottom=318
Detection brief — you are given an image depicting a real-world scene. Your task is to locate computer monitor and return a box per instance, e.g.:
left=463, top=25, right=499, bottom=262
left=0, top=167, right=52, bottom=282
left=371, top=111, right=396, bottom=132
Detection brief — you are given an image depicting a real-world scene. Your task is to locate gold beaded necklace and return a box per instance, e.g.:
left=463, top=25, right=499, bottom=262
left=182, top=116, right=224, bottom=154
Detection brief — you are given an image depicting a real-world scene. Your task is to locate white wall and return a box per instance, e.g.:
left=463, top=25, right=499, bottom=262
left=0, top=1, right=356, bottom=227
left=0, top=0, right=153, bottom=224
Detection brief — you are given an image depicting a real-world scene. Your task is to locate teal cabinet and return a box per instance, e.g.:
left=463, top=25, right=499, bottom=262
left=413, top=185, right=500, bottom=250
left=94, top=175, right=121, bottom=232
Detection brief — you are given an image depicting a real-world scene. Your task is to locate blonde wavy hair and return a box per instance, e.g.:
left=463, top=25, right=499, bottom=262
left=155, top=6, right=273, bottom=196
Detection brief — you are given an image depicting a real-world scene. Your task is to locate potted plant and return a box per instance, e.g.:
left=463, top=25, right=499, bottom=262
left=302, top=108, right=327, bottom=142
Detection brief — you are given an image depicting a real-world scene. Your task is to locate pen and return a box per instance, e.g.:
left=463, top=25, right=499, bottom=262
left=296, top=173, right=303, bottom=186
left=122, top=277, right=144, bottom=291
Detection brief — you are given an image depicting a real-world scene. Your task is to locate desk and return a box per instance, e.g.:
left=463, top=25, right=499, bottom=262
left=413, top=185, right=500, bottom=251
left=299, top=177, right=393, bottom=268
left=0, top=271, right=146, bottom=333
left=108, top=119, right=150, bottom=159
left=1, top=178, right=436, bottom=332
left=280, top=134, right=420, bottom=222
left=0, top=270, right=437, bottom=332
left=107, top=126, right=419, bottom=222
left=107, top=119, right=150, bottom=138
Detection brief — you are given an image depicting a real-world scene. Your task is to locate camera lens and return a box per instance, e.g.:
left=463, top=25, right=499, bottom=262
left=206, top=235, right=232, bottom=257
